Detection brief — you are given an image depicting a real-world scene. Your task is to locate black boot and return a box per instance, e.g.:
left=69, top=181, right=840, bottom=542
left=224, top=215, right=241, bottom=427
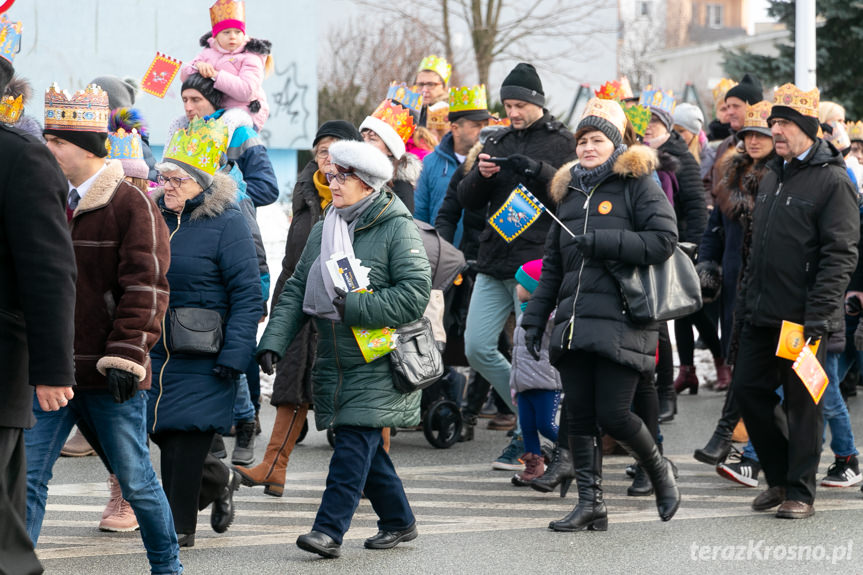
left=617, top=423, right=680, bottom=521
left=627, top=465, right=652, bottom=496
left=693, top=387, right=739, bottom=465
left=548, top=436, right=607, bottom=532
left=530, top=443, right=575, bottom=497
left=656, top=323, right=676, bottom=422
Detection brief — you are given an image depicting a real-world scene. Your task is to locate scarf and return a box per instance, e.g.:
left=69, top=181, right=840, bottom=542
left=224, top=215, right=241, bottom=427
left=313, top=170, right=332, bottom=210
left=302, top=191, right=381, bottom=320
left=569, top=145, right=627, bottom=192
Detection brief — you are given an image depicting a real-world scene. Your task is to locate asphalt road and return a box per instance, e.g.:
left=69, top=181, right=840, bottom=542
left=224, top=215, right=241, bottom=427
left=36, top=359, right=863, bottom=575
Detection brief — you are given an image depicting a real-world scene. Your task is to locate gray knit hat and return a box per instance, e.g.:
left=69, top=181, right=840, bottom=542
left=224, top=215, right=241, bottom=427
left=673, top=103, right=704, bottom=135
left=328, top=140, right=393, bottom=191
left=90, top=75, right=138, bottom=109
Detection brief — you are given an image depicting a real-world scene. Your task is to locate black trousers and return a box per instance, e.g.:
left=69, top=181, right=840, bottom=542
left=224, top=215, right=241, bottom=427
left=150, top=430, right=229, bottom=534
left=675, top=308, right=723, bottom=364
left=558, top=351, right=644, bottom=441
left=633, top=369, right=659, bottom=443
left=0, top=428, right=42, bottom=575
left=733, top=323, right=824, bottom=504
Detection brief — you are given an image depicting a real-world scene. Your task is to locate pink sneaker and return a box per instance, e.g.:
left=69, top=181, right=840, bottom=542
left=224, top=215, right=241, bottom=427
left=99, top=474, right=139, bottom=532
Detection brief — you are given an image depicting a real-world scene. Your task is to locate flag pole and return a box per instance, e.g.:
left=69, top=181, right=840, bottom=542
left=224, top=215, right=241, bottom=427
left=544, top=209, right=576, bottom=238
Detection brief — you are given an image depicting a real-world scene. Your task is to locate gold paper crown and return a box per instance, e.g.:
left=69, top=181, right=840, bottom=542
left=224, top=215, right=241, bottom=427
left=581, top=98, right=627, bottom=138
left=427, top=102, right=450, bottom=132
left=44, top=83, right=110, bottom=132
left=210, top=0, right=245, bottom=30
left=712, top=78, right=738, bottom=103
left=163, top=116, right=228, bottom=176
left=743, top=101, right=772, bottom=129
left=449, top=85, right=488, bottom=112
left=418, top=54, right=451, bottom=84
left=106, top=128, right=144, bottom=161
left=773, top=83, right=819, bottom=118
left=372, top=100, right=416, bottom=143
left=847, top=121, right=863, bottom=142
left=386, top=82, right=423, bottom=114
left=0, top=14, right=22, bottom=65
left=0, top=94, right=23, bottom=124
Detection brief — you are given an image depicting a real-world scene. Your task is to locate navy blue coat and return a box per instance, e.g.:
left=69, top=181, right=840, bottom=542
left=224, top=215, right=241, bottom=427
left=147, top=172, right=262, bottom=434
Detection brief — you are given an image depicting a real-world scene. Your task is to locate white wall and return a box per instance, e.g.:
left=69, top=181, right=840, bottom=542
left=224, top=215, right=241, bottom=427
left=9, top=0, right=317, bottom=149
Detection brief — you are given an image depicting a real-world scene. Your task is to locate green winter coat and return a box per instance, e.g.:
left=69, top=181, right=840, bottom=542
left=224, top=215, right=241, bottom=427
left=258, top=190, right=431, bottom=430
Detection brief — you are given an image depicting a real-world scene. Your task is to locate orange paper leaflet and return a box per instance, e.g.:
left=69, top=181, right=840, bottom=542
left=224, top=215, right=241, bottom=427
left=791, top=345, right=829, bottom=404
left=141, top=52, right=182, bottom=98
left=775, top=320, right=820, bottom=360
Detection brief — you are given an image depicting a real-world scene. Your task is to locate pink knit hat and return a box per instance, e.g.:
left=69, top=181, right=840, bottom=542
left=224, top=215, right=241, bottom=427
left=515, top=259, right=543, bottom=293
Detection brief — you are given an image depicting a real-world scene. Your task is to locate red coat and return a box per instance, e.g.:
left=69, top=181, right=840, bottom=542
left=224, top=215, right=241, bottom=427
left=69, top=160, right=170, bottom=391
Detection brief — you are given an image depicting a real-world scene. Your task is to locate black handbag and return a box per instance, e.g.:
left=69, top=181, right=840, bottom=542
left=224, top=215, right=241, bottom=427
left=389, top=316, right=445, bottom=393
left=168, top=308, right=224, bottom=355
left=606, top=181, right=703, bottom=323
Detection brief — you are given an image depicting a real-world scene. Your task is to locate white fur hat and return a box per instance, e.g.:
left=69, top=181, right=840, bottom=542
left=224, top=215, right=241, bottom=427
left=359, top=115, right=406, bottom=160
left=328, top=140, right=394, bottom=191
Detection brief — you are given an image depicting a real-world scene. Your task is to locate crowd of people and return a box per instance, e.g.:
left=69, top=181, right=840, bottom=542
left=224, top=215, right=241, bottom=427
left=2, top=1, right=863, bottom=573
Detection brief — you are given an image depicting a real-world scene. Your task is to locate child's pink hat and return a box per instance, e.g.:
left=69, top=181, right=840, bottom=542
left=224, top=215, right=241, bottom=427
left=210, top=0, right=246, bottom=36
left=515, top=259, right=543, bottom=293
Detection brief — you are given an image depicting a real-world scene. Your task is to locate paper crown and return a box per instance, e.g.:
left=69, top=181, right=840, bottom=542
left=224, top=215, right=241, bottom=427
left=743, top=101, right=772, bottom=129
left=210, top=0, right=245, bottom=34
left=595, top=80, right=634, bottom=101
left=449, top=84, right=489, bottom=112
left=712, top=78, right=738, bottom=103
left=0, top=94, right=23, bottom=124
left=488, top=114, right=510, bottom=127
left=624, top=104, right=652, bottom=136
left=106, top=128, right=144, bottom=161
left=163, top=116, right=228, bottom=175
left=0, top=14, right=22, bottom=65
left=427, top=102, right=450, bottom=131
left=773, top=83, right=819, bottom=118
left=386, top=82, right=423, bottom=114
left=847, top=121, right=863, bottom=142
left=371, top=100, right=415, bottom=143
left=581, top=98, right=627, bottom=138
left=638, top=86, right=676, bottom=114
left=418, top=54, right=451, bottom=84
left=44, top=83, right=110, bottom=132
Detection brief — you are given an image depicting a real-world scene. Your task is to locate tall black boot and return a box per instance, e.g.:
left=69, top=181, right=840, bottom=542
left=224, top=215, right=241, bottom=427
left=656, top=322, right=676, bottom=422
left=693, top=386, right=739, bottom=465
left=530, top=444, right=575, bottom=496
left=616, top=423, right=680, bottom=521
left=548, top=436, right=607, bottom=532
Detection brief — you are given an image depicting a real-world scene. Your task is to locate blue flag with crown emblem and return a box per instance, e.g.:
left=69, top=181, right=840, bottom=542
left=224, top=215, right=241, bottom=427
left=488, top=184, right=546, bottom=243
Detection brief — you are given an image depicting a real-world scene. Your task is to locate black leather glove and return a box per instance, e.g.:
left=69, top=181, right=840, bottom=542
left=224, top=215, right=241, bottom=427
left=803, top=320, right=828, bottom=343
left=212, top=365, right=242, bottom=380
left=106, top=368, right=139, bottom=404
left=333, top=287, right=347, bottom=319
left=523, top=325, right=544, bottom=362
left=506, top=154, right=541, bottom=178
left=572, top=233, right=595, bottom=257
left=258, top=351, right=280, bottom=375
left=855, top=321, right=863, bottom=352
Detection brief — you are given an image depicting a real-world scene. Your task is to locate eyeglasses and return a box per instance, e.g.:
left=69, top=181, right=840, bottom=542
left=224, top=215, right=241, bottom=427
left=416, top=81, right=442, bottom=89
left=157, top=175, right=193, bottom=188
left=325, top=172, right=358, bottom=185
left=315, top=149, right=330, bottom=160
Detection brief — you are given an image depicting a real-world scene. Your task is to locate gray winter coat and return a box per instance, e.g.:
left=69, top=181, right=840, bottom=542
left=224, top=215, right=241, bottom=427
left=510, top=313, right=561, bottom=394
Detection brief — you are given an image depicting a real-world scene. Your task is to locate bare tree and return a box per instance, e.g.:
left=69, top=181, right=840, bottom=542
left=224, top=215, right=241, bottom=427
left=317, top=15, right=436, bottom=126
left=357, top=0, right=614, bottom=88
left=618, top=3, right=664, bottom=90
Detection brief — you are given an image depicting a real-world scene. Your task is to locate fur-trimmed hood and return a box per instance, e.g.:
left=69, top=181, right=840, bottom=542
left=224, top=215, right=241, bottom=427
left=151, top=171, right=238, bottom=220
left=714, top=147, right=774, bottom=220
left=199, top=32, right=271, bottom=55
left=550, top=145, right=658, bottom=204
left=463, top=141, right=483, bottom=173
left=73, top=160, right=126, bottom=216
left=395, top=152, right=422, bottom=187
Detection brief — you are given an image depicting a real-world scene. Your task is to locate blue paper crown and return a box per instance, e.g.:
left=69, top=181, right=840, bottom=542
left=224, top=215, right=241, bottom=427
left=0, top=15, right=22, bottom=65
left=386, top=82, right=423, bottom=114
left=638, top=86, right=676, bottom=114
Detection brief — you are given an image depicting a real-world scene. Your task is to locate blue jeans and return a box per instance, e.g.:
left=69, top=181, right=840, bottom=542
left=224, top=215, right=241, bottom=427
left=822, top=352, right=858, bottom=457
left=232, top=373, right=256, bottom=423
left=25, top=390, right=182, bottom=575
left=465, top=273, right=520, bottom=410
left=517, top=390, right=560, bottom=455
left=313, top=426, right=414, bottom=544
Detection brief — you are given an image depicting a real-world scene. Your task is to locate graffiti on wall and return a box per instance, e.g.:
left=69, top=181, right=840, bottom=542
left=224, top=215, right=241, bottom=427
left=265, top=61, right=312, bottom=149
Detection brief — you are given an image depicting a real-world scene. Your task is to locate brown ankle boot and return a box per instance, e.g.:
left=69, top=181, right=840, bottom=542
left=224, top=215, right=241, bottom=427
left=512, top=453, right=545, bottom=486
left=673, top=365, right=699, bottom=395
left=713, top=358, right=732, bottom=391
left=234, top=403, right=309, bottom=497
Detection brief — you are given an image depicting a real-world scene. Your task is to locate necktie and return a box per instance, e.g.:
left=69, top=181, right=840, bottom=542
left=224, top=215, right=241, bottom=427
left=68, top=189, right=80, bottom=212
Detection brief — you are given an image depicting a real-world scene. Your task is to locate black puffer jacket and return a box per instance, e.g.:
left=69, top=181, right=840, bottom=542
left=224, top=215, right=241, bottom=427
left=522, top=146, right=678, bottom=374
left=457, top=112, right=577, bottom=279
left=436, top=142, right=488, bottom=261
left=740, top=138, right=859, bottom=335
left=657, top=130, right=708, bottom=244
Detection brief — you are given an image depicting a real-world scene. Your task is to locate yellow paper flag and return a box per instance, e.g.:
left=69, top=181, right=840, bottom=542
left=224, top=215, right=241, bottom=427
left=791, top=346, right=829, bottom=404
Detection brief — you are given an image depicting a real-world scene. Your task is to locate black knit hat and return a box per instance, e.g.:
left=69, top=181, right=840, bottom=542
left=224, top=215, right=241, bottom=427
left=500, top=63, right=545, bottom=107
left=313, top=120, right=362, bottom=147
left=43, top=130, right=108, bottom=158
left=767, top=106, right=820, bottom=142
left=725, top=74, right=763, bottom=105
left=181, top=73, right=223, bottom=111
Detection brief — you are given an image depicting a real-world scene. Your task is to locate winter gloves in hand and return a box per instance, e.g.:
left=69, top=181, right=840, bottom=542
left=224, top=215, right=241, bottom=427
left=803, top=320, right=828, bottom=343
left=572, top=232, right=595, bottom=257
left=212, top=365, right=242, bottom=379
left=257, top=351, right=280, bottom=375
left=523, top=325, right=544, bottom=362
left=333, top=287, right=348, bottom=319
left=506, top=154, right=541, bottom=178
left=106, top=368, right=139, bottom=404
left=696, top=260, right=722, bottom=303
